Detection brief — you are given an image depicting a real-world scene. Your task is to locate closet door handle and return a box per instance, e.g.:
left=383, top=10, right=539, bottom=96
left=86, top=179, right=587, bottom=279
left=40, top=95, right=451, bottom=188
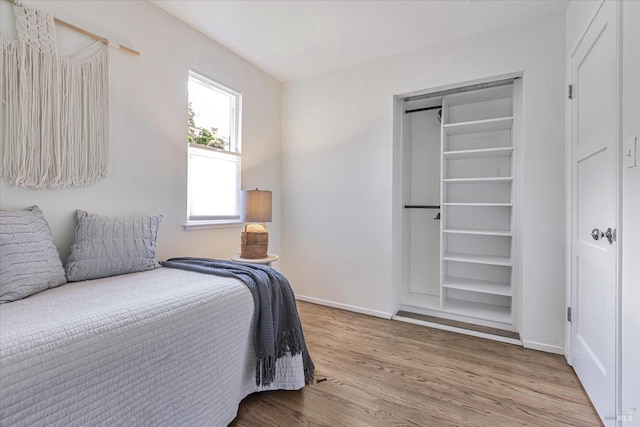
left=591, top=228, right=603, bottom=240
left=591, top=227, right=616, bottom=244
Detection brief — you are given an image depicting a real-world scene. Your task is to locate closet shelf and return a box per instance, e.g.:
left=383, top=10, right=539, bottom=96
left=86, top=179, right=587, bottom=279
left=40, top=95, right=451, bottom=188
left=442, top=299, right=512, bottom=323
left=443, top=276, right=512, bottom=296
left=443, top=146, right=513, bottom=159
left=443, top=252, right=512, bottom=266
left=443, top=85, right=513, bottom=107
left=443, top=228, right=512, bottom=236
left=443, top=177, right=513, bottom=184
left=443, top=116, right=513, bottom=136
left=443, top=203, right=512, bottom=207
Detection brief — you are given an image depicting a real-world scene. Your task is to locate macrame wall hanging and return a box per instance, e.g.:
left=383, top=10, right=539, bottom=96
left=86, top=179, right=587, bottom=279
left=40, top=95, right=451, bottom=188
left=0, top=0, right=110, bottom=188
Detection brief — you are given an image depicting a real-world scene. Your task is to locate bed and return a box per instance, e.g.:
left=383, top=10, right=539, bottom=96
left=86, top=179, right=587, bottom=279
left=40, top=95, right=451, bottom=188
left=0, top=267, right=307, bottom=426
left=0, top=207, right=312, bottom=426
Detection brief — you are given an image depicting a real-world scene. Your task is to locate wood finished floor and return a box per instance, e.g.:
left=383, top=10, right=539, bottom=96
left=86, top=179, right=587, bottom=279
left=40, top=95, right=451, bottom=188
left=231, top=301, right=601, bottom=427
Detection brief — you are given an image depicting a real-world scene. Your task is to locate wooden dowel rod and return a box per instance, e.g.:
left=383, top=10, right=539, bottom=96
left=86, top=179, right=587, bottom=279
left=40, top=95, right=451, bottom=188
left=5, top=0, right=140, bottom=56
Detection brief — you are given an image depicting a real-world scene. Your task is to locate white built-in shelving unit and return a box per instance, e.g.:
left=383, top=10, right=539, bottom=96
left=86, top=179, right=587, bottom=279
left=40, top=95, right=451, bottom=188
left=398, top=80, right=518, bottom=334
left=439, top=84, right=516, bottom=329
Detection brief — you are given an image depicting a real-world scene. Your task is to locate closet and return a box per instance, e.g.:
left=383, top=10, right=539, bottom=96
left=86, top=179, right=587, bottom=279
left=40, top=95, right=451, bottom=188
left=397, top=79, right=519, bottom=333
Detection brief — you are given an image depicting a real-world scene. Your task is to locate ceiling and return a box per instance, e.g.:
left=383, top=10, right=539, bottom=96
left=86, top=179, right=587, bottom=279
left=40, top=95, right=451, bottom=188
left=151, top=0, right=569, bottom=83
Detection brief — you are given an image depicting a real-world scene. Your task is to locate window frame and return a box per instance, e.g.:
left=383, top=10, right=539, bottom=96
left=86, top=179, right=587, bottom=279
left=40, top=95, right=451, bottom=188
left=184, top=70, right=243, bottom=230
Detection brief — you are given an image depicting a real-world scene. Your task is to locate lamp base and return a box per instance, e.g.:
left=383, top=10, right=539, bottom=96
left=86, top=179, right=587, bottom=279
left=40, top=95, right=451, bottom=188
left=241, top=231, right=269, bottom=259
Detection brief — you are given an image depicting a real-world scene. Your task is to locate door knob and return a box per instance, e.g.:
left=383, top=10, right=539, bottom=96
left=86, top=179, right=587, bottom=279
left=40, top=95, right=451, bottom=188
left=591, top=227, right=616, bottom=244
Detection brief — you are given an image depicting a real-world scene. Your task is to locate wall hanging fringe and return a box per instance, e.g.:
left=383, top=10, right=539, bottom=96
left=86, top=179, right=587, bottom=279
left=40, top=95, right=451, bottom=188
left=0, top=0, right=111, bottom=188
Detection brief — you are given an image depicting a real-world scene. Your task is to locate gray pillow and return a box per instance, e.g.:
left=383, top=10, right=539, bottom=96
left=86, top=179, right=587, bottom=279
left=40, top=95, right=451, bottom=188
left=0, top=206, right=67, bottom=303
left=65, top=210, right=162, bottom=282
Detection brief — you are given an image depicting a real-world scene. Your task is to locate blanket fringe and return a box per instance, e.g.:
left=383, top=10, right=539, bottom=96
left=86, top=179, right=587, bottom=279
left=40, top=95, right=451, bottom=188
left=257, top=352, right=314, bottom=385
left=161, top=258, right=315, bottom=387
left=257, top=355, right=277, bottom=387
left=258, top=328, right=309, bottom=386
left=277, top=328, right=303, bottom=358
left=304, top=365, right=314, bottom=384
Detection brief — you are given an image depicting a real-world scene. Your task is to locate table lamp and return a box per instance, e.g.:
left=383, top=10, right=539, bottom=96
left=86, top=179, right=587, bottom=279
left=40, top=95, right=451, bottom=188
left=240, top=189, right=272, bottom=259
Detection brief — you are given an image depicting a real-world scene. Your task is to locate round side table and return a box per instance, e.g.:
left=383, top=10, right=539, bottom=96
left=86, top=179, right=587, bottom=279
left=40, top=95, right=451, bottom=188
left=231, top=254, right=279, bottom=267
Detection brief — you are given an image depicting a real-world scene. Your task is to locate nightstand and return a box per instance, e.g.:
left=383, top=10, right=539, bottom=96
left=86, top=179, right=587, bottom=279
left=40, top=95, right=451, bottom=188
left=231, top=254, right=279, bottom=267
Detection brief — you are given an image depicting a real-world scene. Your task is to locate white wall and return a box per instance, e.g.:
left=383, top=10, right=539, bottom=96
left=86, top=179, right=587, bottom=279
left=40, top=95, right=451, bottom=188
left=282, top=14, right=567, bottom=349
left=566, top=1, right=640, bottom=422
left=0, top=1, right=282, bottom=265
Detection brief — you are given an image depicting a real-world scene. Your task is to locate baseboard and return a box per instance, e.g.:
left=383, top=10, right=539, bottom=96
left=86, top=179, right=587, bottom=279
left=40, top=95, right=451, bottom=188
left=295, top=295, right=393, bottom=319
left=564, top=349, right=572, bottom=365
left=522, top=340, right=565, bottom=355
left=296, top=295, right=565, bottom=355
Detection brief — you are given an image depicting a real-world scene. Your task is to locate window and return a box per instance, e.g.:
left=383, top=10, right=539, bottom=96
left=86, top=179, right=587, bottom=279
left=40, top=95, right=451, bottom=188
left=186, top=70, right=241, bottom=226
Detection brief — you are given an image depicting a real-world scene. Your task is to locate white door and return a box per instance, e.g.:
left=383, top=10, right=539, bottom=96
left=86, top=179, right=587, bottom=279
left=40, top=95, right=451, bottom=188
left=570, top=1, right=619, bottom=425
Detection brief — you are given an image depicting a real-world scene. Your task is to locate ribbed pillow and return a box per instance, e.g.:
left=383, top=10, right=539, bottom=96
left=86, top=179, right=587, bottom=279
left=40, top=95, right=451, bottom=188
left=0, top=206, right=67, bottom=303
left=65, top=210, right=162, bottom=281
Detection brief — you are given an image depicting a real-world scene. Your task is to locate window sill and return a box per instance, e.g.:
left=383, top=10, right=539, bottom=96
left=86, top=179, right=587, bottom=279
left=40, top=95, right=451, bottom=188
left=183, top=220, right=244, bottom=231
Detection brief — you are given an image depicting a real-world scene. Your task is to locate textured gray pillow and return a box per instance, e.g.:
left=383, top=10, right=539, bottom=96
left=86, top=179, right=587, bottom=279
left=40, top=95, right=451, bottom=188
left=65, top=210, right=162, bottom=282
left=0, top=206, right=67, bottom=303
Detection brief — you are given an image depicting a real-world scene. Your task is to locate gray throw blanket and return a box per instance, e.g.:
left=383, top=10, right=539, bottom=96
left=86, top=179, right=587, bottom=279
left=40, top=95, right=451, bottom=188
left=161, top=258, right=314, bottom=386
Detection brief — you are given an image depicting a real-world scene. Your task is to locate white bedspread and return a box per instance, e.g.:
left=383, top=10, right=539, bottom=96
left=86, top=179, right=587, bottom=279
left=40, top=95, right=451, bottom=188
left=0, top=268, right=305, bottom=426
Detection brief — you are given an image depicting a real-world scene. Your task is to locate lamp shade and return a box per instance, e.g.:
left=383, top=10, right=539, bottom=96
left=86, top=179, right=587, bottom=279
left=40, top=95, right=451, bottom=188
left=241, top=189, right=272, bottom=222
